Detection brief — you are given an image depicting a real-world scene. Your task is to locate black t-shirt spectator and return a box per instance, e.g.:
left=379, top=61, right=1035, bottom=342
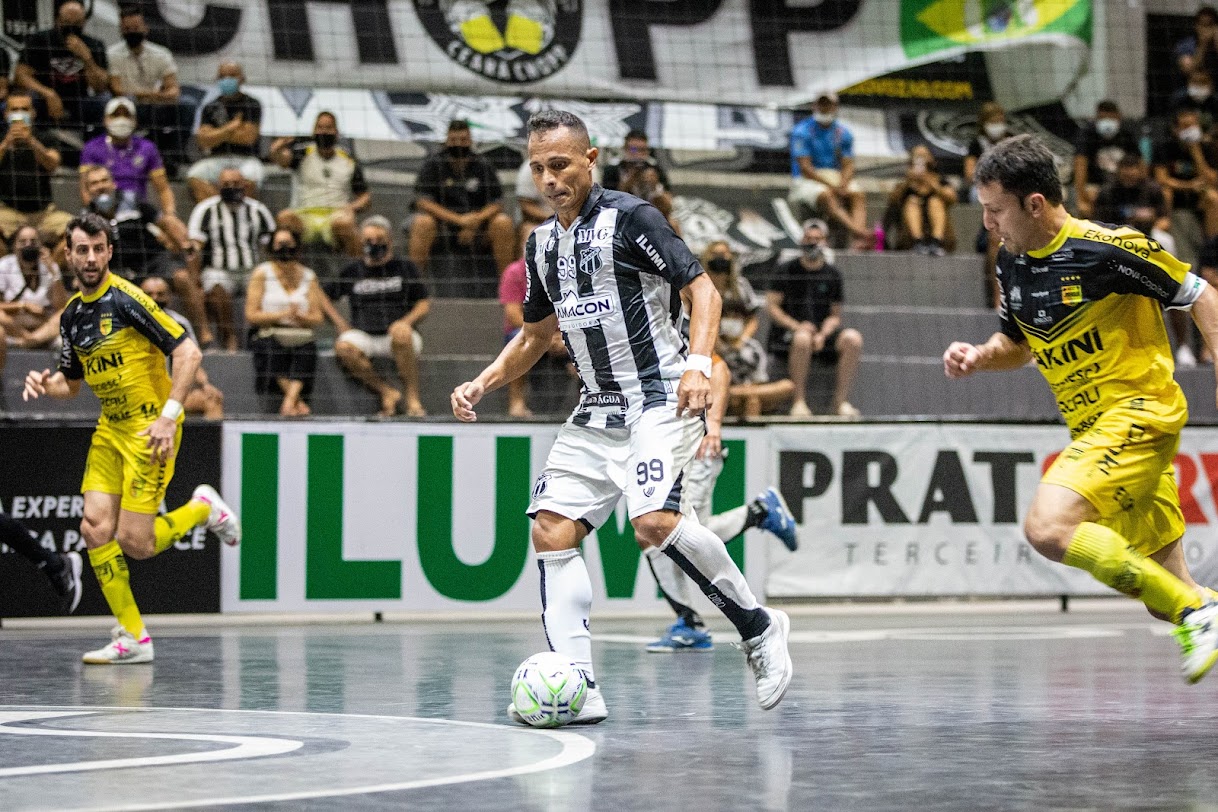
left=104, top=201, right=166, bottom=276
left=19, top=28, right=107, bottom=104
left=198, top=93, right=262, bottom=157
left=766, top=258, right=843, bottom=356
left=329, top=257, right=428, bottom=335
left=602, top=159, right=670, bottom=192
left=1093, top=180, right=1167, bottom=227
left=0, top=121, right=52, bottom=213
left=1153, top=138, right=1213, bottom=211
left=0, top=49, right=10, bottom=84
left=415, top=153, right=501, bottom=214
left=1170, top=89, right=1218, bottom=131
left=1075, top=125, right=1140, bottom=188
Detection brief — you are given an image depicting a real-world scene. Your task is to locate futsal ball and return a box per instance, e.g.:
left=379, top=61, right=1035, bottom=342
left=511, top=652, right=588, bottom=728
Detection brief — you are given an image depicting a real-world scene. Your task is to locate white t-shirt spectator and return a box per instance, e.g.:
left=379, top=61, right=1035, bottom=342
left=0, top=254, right=59, bottom=310
left=107, top=40, right=177, bottom=97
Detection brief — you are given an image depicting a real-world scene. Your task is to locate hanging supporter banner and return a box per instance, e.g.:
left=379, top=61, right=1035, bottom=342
left=88, top=0, right=1092, bottom=108
left=0, top=423, right=222, bottom=618
left=768, top=424, right=1218, bottom=599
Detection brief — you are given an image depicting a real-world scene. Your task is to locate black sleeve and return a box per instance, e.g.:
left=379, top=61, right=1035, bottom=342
left=138, top=202, right=159, bottom=223
left=244, top=96, right=262, bottom=126
left=995, top=251, right=1026, bottom=343
left=200, top=100, right=225, bottom=128
left=967, top=138, right=984, bottom=159
left=400, top=260, right=429, bottom=302
left=1200, top=237, right=1218, bottom=271
left=827, top=268, right=844, bottom=305
left=415, top=158, right=441, bottom=203
left=116, top=285, right=187, bottom=355
left=619, top=201, right=702, bottom=287
left=57, top=302, right=83, bottom=380
left=0, top=49, right=10, bottom=76
left=522, top=232, right=554, bottom=323
left=88, top=36, right=107, bottom=69
left=350, top=160, right=369, bottom=196
left=287, top=139, right=308, bottom=170
left=1073, top=126, right=1091, bottom=154
left=482, top=161, right=503, bottom=203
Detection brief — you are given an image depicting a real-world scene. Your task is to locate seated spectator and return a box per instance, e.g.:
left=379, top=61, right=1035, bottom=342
left=1177, top=6, right=1218, bottom=84
left=245, top=228, right=324, bottom=416
left=499, top=231, right=570, bottom=418
left=1173, top=70, right=1218, bottom=132
left=271, top=112, right=370, bottom=258
left=139, top=276, right=225, bottom=418
left=187, top=62, right=264, bottom=203
left=787, top=91, right=870, bottom=248
left=0, top=48, right=9, bottom=104
left=0, top=91, right=72, bottom=248
left=615, top=148, right=681, bottom=235
left=702, top=241, right=794, bottom=417
left=766, top=219, right=863, bottom=418
left=0, top=224, right=67, bottom=358
left=409, top=119, right=515, bottom=275
left=885, top=145, right=956, bottom=256
left=1073, top=100, right=1141, bottom=218
left=1094, top=154, right=1173, bottom=247
left=1153, top=107, right=1218, bottom=267
left=186, top=168, right=277, bottom=351
left=329, top=216, right=430, bottom=417
left=13, top=0, right=111, bottom=136
left=79, top=97, right=177, bottom=216
left=965, top=101, right=1014, bottom=308
left=107, top=5, right=193, bottom=176
left=514, top=157, right=549, bottom=247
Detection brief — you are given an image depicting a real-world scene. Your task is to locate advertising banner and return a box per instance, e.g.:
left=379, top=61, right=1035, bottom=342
left=221, top=422, right=771, bottom=614
left=768, top=424, right=1218, bottom=598
left=0, top=422, right=223, bottom=618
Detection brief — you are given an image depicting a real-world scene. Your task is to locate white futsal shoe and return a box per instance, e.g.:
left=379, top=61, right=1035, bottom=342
left=1174, top=602, right=1218, bottom=684
left=741, top=608, right=793, bottom=710
left=193, top=485, right=242, bottom=546
left=507, top=685, right=609, bottom=726
left=82, top=625, right=154, bottom=664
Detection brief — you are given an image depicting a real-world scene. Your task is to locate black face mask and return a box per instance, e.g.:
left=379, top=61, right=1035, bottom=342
left=18, top=245, right=40, bottom=263
left=315, top=133, right=337, bottom=150
left=363, top=242, right=389, bottom=262
left=446, top=145, right=472, bottom=159
left=123, top=32, right=146, bottom=49
left=220, top=186, right=244, bottom=204
left=272, top=245, right=297, bottom=262
left=802, top=243, right=823, bottom=261
left=60, top=25, right=84, bottom=40
left=707, top=257, right=732, bottom=275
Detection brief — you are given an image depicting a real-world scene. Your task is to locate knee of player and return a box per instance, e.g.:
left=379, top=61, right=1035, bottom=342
left=631, top=510, right=679, bottom=548
left=1021, top=512, right=1073, bottom=559
left=80, top=514, right=114, bottom=547
left=530, top=511, right=584, bottom=553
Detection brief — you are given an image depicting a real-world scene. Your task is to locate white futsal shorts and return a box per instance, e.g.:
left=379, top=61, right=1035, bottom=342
left=336, top=328, right=422, bottom=358
left=682, top=451, right=725, bottom=524
left=527, top=407, right=705, bottom=528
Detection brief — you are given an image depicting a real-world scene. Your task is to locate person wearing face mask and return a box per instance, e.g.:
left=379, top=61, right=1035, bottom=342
left=327, top=216, right=431, bottom=417
left=186, top=167, right=278, bottom=351
left=107, top=7, right=192, bottom=176
left=271, top=112, right=371, bottom=258
left=246, top=227, right=325, bottom=417
left=409, top=119, right=517, bottom=285
left=966, top=102, right=1014, bottom=308
left=0, top=224, right=68, bottom=356
left=0, top=90, right=72, bottom=251
left=766, top=220, right=863, bottom=418
left=186, top=61, right=265, bottom=204
left=1153, top=108, right=1218, bottom=273
left=79, top=97, right=177, bottom=217
left=13, top=0, right=112, bottom=129
left=787, top=91, right=871, bottom=248
left=1171, top=69, right=1218, bottom=134
left=1073, top=100, right=1140, bottom=219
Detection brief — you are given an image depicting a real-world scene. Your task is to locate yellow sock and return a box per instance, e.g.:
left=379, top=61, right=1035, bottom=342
left=153, top=499, right=211, bottom=555
left=88, top=540, right=144, bottom=638
left=1206, top=587, right=1218, bottom=604
left=1063, top=522, right=1203, bottom=624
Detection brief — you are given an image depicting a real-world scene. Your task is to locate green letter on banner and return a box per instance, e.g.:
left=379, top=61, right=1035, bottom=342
left=417, top=435, right=530, bottom=600
left=715, top=439, right=747, bottom=571
left=241, top=433, right=279, bottom=600
left=596, top=511, right=641, bottom=598
left=306, top=434, right=401, bottom=599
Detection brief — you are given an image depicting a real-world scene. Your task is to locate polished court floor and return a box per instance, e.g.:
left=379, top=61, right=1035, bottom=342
left=3, top=601, right=1218, bottom=811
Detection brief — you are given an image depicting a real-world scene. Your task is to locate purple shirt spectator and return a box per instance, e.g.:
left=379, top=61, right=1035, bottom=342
left=499, top=258, right=527, bottom=337
left=80, top=135, right=164, bottom=203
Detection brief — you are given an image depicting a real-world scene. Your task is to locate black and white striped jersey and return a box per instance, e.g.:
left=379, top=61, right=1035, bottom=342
left=186, top=195, right=277, bottom=272
left=523, top=186, right=703, bottom=428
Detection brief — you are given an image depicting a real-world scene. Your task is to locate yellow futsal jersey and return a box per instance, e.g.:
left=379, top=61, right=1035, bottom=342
left=996, top=217, right=1207, bottom=437
left=58, top=272, right=186, bottom=430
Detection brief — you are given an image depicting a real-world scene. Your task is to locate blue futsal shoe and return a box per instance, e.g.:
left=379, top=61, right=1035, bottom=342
left=646, top=619, right=713, bottom=652
left=756, top=487, right=799, bottom=551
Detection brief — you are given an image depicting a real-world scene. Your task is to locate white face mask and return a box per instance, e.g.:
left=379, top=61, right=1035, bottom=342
left=813, top=112, right=835, bottom=126
left=1189, top=85, right=1212, bottom=101
left=984, top=122, right=1007, bottom=140
left=105, top=117, right=135, bottom=139
left=1180, top=125, right=1204, bottom=144
left=1095, top=118, right=1120, bottom=139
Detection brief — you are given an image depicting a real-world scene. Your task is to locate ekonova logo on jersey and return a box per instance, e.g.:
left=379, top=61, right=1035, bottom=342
left=413, top=0, right=583, bottom=84
left=555, top=288, right=615, bottom=328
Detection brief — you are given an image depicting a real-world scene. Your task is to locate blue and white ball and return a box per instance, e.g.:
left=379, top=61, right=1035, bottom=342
left=511, top=652, right=588, bottom=728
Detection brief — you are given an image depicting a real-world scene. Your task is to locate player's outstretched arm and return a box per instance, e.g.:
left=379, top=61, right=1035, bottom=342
left=678, top=274, right=721, bottom=417
left=22, top=369, right=79, bottom=401
left=943, top=332, right=1031, bottom=379
left=452, top=315, right=559, bottom=422
left=1190, top=285, right=1218, bottom=408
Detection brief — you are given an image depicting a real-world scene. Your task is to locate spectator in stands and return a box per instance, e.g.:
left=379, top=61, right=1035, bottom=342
left=965, top=101, right=1014, bottom=308
left=0, top=49, right=9, bottom=104
left=14, top=0, right=111, bottom=133
left=107, top=5, right=191, bottom=176
left=0, top=91, right=72, bottom=249
left=885, top=144, right=956, bottom=256
left=1171, top=69, right=1218, bottom=132
left=79, top=97, right=176, bottom=216
left=499, top=229, right=570, bottom=418
left=187, top=62, right=264, bottom=203
left=1073, top=100, right=1141, bottom=218
left=766, top=219, right=863, bottom=418
left=703, top=241, right=794, bottom=417
left=514, top=157, right=549, bottom=247
left=1176, top=6, right=1218, bottom=84
left=1153, top=107, right=1218, bottom=268
left=606, top=131, right=680, bottom=235
left=0, top=224, right=67, bottom=358
left=187, top=167, right=277, bottom=351
left=245, top=227, right=325, bottom=416
left=787, top=91, right=871, bottom=248
left=271, top=112, right=370, bottom=258
left=409, top=119, right=515, bottom=275
left=139, top=276, right=225, bottom=418
left=329, top=216, right=430, bottom=417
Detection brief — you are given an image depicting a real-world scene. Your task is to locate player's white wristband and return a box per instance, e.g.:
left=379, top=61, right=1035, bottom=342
left=160, top=399, right=184, bottom=420
left=684, top=354, right=713, bottom=379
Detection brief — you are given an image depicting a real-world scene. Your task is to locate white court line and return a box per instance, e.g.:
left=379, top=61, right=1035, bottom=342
left=0, top=705, right=596, bottom=812
left=594, top=623, right=1148, bottom=646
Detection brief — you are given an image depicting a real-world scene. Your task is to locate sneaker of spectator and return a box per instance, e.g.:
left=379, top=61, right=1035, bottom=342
left=187, top=62, right=265, bottom=203
left=885, top=145, right=956, bottom=256
left=139, top=276, right=225, bottom=419
left=0, top=225, right=68, bottom=359
left=787, top=91, right=870, bottom=248
left=0, top=91, right=74, bottom=250
left=79, top=97, right=177, bottom=217
left=186, top=168, right=278, bottom=352
left=1073, top=100, right=1141, bottom=219
left=271, top=112, right=370, bottom=259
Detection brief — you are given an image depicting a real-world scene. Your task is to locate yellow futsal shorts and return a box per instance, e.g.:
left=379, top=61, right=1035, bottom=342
left=298, top=208, right=342, bottom=245
left=1042, top=400, right=1186, bottom=555
left=81, top=423, right=182, bottom=515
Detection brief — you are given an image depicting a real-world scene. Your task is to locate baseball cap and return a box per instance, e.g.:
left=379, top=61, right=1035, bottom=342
left=815, top=90, right=839, bottom=105
left=104, top=96, right=136, bottom=117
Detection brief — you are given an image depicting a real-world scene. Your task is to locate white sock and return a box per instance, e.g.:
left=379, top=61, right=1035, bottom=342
left=706, top=505, right=749, bottom=542
left=537, top=548, right=596, bottom=685
left=644, top=545, right=702, bottom=626
left=659, top=517, right=770, bottom=640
